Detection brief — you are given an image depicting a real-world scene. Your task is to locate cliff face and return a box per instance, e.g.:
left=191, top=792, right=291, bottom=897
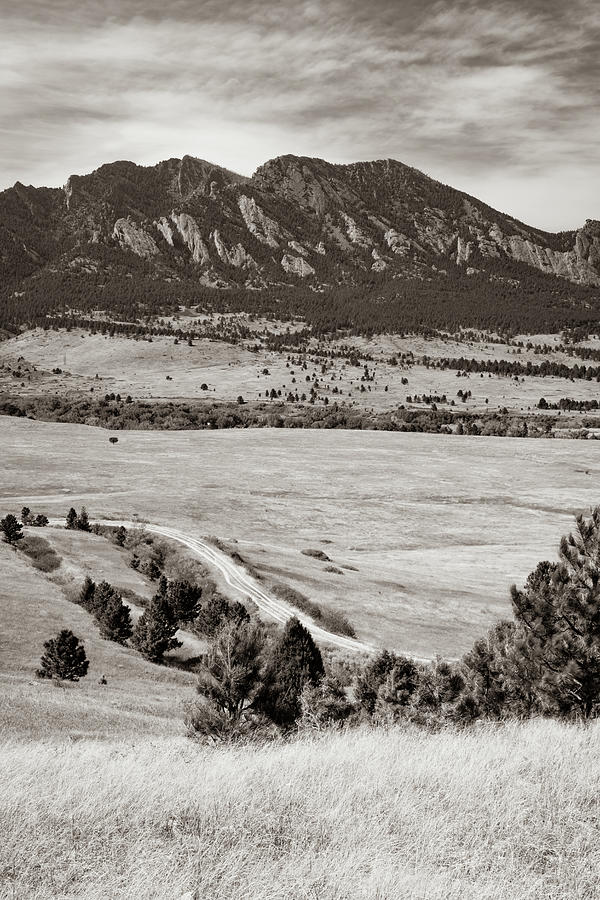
left=1, top=153, right=599, bottom=294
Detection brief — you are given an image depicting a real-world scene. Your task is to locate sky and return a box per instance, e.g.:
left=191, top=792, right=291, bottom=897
left=1, top=0, right=598, bottom=231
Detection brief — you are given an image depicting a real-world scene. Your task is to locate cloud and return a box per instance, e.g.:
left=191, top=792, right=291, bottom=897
left=0, top=0, right=598, bottom=229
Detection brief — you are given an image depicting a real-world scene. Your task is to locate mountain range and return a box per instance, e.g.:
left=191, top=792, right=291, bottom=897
left=1, top=153, right=600, bottom=332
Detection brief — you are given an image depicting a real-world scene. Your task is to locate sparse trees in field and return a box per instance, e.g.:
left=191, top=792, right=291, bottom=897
left=113, top=525, right=127, bottom=547
left=194, top=592, right=249, bottom=637
left=75, top=577, right=132, bottom=645
left=78, top=576, right=96, bottom=611
left=131, top=593, right=181, bottom=662
left=77, top=507, right=91, bottom=532
left=37, top=630, right=89, bottom=681
left=1, top=514, right=23, bottom=544
left=66, top=506, right=91, bottom=531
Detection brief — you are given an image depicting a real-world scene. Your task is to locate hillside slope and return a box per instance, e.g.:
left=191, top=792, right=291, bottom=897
left=1, top=720, right=598, bottom=898
left=1, top=154, right=599, bottom=333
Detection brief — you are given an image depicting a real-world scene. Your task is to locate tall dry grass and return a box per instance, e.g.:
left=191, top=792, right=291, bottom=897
left=2, top=719, right=599, bottom=899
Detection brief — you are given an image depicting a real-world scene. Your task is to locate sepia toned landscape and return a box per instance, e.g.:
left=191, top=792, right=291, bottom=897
left=2, top=1, right=600, bottom=897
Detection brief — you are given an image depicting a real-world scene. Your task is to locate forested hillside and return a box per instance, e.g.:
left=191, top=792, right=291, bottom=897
left=2, top=154, right=600, bottom=336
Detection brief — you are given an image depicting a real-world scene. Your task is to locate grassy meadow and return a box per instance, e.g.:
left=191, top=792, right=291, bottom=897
left=1, top=415, right=598, bottom=656
left=3, top=326, right=600, bottom=414
left=0, top=544, right=195, bottom=741
left=1, top=720, right=599, bottom=899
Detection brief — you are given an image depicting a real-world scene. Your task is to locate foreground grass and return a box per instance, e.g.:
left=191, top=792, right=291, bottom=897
left=2, top=720, right=599, bottom=899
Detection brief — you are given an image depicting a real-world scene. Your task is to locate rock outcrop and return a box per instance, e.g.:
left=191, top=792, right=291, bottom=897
left=112, top=218, right=159, bottom=258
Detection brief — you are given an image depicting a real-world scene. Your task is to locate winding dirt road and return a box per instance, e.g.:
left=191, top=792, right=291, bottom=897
left=96, top=520, right=377, bottom=654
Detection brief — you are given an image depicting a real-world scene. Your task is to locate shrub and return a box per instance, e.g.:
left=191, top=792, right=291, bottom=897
left=19, top=535, right=62, bottom=572
left=270, top=583, right=355, bottom=637
left=301, top=548, right=331, bottom=561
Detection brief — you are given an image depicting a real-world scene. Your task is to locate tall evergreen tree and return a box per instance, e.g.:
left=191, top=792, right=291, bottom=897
left=257, top=616, right=324, bottom=726
left=1, top=514, right=23, bottom=544
left=164, top=579, right=202, bottom=624
left=511, top=508, right=600, bottom=718
left=76, top=507, right=91, bottom=532
left=37, top=630, right=89, bottom=681
left=65, top=507, right=77, bottom=529
left=97, top=589, right=132, bottom=644
left=195, top=620, right=266, bottom=720
left=131, top=593, right=181, bottom=662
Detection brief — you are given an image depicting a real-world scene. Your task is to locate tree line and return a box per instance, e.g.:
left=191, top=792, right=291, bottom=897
left=2, top=393, right=598, bottom=439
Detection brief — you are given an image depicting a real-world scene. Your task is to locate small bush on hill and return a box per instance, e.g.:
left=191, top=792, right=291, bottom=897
left=19, top=535, right=62, bottom=572
left=271, top=583, right=355, bottom=637
left=301, top=548, right=331, bottom=561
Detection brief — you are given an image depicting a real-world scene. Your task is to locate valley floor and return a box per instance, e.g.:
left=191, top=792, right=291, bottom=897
left=2, top=416, right=598, bottom=656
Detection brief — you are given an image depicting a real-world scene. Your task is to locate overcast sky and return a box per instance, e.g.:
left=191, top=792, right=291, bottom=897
left=1, top=0, right=598, bottom=230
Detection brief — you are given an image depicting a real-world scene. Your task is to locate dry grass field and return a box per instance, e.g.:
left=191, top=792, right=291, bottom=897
left=1, top=719, right=598, bottom=899
left=0, top=545, right=195, bottom=741
left=2, top=326, right=599, bottom=413
left=2, top=416, right=597, bottom=657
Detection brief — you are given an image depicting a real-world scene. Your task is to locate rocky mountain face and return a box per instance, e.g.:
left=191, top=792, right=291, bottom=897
left=1, top=153, right=599, bottom=296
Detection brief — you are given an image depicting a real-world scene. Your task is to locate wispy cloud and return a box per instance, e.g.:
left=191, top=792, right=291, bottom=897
left=1, top=0, right=598, bottom=229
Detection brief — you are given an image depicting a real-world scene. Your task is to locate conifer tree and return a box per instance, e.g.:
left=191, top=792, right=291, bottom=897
left=78, top=576, right=96, bottom=611
left=1, top=514, right=23, bottom=544
left=97, top=588, right=132, bottom=644
left=131, top=593, right=181, bottom=662
left=510, top=508, right=600, bottom=718
left=65, top=507, right=77, bottom=529
left=76, top=507, right=91, bottom=532
left=164, top=579, right=202, bottom=624
left=194, top=620, right=266, bottom=720
left=37, top=630, right=89, bottom=681
left=257, top=616, right=324, bottom=725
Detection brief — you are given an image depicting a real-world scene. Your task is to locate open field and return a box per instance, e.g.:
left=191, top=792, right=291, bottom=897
left=1, top=719, right=599, bottom=899
left=2, top=416, right=597, bottom=657
left=3, top=326, right=600, bottom=415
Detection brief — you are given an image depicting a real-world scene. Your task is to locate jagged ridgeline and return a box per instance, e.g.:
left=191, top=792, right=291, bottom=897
left=1, top=154, right=600, bottom=334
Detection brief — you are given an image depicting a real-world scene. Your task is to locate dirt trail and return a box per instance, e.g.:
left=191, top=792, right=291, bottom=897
left=95, top=520, right=377, bottom=654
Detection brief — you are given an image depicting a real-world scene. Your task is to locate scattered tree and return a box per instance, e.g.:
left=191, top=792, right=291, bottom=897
left=1, top=514, right=23, bottom=544
left=131, top=593, right=181, bottom=662
left=36, top=630, right=89, bottom=681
